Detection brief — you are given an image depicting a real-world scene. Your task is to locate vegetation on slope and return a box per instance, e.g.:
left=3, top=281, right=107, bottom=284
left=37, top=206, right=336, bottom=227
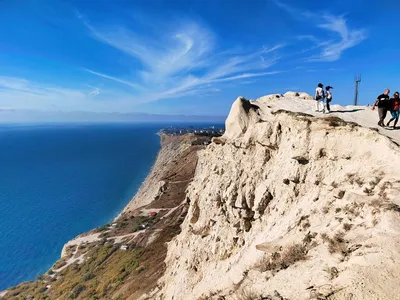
left=6, top=241, right=142, bottom=299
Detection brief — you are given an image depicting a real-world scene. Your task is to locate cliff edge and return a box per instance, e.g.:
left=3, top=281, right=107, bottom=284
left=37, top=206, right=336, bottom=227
left=151, top=93, right=400, bottom=300
left=3, top=134, right=209, bottom=299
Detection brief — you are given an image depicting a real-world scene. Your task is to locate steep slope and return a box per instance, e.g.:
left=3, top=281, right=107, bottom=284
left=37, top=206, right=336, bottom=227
left=3, top=134, right=209, bottom=300
left=152, top=94, right=400, bottom=300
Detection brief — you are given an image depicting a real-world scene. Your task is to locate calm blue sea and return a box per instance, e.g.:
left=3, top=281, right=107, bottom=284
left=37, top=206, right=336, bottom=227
left=0, top=123, right=166, bottom=290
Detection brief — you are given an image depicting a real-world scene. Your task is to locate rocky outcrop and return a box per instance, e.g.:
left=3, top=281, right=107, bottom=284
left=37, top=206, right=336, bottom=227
left=299, top=92, right=314, bottom=100
left=223, top=96, right=261, bottom=140
left=152, top=94, right=400, bottom=300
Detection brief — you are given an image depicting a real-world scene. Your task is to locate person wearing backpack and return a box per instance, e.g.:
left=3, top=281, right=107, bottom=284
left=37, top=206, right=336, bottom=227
left=315, top=83, right=325, bottom=113
left=325, top=86, right=333, bottom=113
left=372, top=89, right=390, bottom=127
left=387, top=91, right=399, bottom=129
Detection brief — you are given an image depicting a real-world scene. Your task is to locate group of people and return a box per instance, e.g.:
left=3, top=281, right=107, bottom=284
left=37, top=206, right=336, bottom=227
left=373, top=89, right=399, bottom=129
left=314, top=84, right=399, bottom=129
left=314, top=83, right=333, bottom=114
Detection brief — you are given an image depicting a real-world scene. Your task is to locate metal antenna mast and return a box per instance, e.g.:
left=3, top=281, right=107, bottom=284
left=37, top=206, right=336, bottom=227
left=354, top=75, right=362, bottom=106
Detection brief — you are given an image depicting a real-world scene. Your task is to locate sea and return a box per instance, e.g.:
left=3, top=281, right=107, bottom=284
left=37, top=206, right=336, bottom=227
left=0, top=123, right=221, bottom=291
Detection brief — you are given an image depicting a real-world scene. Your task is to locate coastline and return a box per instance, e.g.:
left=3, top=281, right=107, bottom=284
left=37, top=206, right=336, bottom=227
left=0, top=124, right=162, bottom=296
left=3, top=132, right=210, bottom=299
left=59, top=131, right=168, bottom=259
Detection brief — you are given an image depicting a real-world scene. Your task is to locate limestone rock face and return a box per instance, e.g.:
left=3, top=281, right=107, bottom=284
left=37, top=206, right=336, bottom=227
left=150, top=93, right=400, bottom=300
left=222, top=96, right=260, bottom=140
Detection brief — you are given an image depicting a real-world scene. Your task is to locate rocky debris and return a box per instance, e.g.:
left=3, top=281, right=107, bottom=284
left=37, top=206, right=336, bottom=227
left=152, top=93, right=400, bottom=300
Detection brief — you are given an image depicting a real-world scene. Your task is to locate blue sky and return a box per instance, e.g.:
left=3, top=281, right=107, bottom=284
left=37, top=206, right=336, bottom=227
left=0, top=0, right=398, bottom=116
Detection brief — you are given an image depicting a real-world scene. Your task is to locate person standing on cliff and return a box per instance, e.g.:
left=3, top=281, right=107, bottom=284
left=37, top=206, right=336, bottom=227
left=325, top=86, right=333, bottom=113
left=315, top=83, right=325, bottom=113
left=387, top=91, right=399, bottom=129
left=372, top=89, right=390, bottom=127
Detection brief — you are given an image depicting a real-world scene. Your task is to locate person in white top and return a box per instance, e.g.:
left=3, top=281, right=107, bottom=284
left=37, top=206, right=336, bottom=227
left=315, top=83, right=325, bottom=113
left=325, top=86, right=333, bottom=113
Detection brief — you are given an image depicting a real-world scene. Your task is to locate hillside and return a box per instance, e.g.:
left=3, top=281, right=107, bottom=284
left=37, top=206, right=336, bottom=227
left=3, top=134, right=209, bottom=299
left=3, top=92, right=400, bottom=300
left=149, top=93, right=400, bottom=299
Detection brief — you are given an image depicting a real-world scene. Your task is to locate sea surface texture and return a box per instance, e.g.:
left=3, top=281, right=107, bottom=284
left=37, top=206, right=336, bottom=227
left=0, top=123, right=162, bottom=290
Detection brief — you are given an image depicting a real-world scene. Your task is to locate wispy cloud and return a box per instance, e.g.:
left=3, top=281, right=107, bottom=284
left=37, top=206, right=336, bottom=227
left=77, top=12, right=284, bottom=103
left=313, top=15, right=367, bottom=61
left=84, top=69, right=143, bottom=90
left=0, top=76, right=137, bottom=112
left=275, top=1, right=367, bottom=62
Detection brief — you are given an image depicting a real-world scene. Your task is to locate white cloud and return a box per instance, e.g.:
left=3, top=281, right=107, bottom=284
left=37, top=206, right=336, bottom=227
left=274, top=1, right=367, bottom=62
left=84, top=69, right=143, bottom=90
left=78, top=13, right=284, bottom=103
left=312, top=15, right=367, bottom=61
left=0, top=76, right=139, bottom=112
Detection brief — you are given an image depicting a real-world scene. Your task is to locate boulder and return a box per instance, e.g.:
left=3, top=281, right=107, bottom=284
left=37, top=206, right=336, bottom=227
left=284, top=91, right=300, bottom=97
left=298, top=92, right=314, bottom=100
left=222, top=96, right=260, bottom=140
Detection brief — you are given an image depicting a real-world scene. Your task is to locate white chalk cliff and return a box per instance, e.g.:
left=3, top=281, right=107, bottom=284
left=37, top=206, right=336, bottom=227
left=149, top=93, right=400, bottom=300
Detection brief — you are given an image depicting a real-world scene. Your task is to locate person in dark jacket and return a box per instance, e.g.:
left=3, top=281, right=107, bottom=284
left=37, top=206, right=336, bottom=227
left=325, top=86, right=333, bottom=113
left=373, top=89, right=390, bottom=127
left=387, top=91, right=400, bottom=129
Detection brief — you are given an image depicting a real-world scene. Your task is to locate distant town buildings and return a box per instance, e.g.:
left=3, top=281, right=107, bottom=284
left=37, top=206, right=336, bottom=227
left=160, top=125, right=225, bottom=137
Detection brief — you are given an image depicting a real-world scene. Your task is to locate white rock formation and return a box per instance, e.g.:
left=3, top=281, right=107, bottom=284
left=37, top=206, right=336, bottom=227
left=150, top=93, right=400, bottom=300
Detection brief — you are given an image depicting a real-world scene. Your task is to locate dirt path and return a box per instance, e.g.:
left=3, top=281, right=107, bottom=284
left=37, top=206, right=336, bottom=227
left=266, top=98, right=400, bottom=144
left=61, top=233, right=102, bottom=257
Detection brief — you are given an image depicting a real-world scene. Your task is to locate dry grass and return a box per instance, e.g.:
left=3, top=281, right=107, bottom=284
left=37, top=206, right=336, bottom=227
left=234, top=289, right=260, bottom=300
left=297, top=215, right=310, bottom=231
left=325, top=116, right=358, bottom=128
left=369, top=199, right=400, bottom=213
left=369, top=176, right=383, bottom=189
left=321, top=233, right=329, bottom=242
left=346, top=173, right=365, bottom=187
left=322, top=232, right=360, bottom=260
left=343, top=202, right=363, bottom=217
left=258, top=243, right=309, bottom=273
left=328, top=232, right=348, bottom=255
left=343, top=223, right=353, bottom=231
left=324, top=266, right=339, bottom=280
left=303, top=232, right=317, bottom=244
left=385, top=203, right=400, bottom=213
left=322, top=206, right=330, bottom=214
left=378, top=181, right=392, bottom=200
left=302, top=221, right=311, bottom=230
left=363, top=187, right=374, bottom=196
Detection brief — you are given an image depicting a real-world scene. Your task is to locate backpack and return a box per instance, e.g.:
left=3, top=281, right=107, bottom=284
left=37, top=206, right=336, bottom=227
left=327, top=91, right=332, bottom=101
left=316, top=88, right=323, bottom=100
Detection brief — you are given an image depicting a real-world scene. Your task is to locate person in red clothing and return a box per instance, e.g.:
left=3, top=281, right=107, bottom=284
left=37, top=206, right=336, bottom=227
left=387, top=91, right=400, bottom=129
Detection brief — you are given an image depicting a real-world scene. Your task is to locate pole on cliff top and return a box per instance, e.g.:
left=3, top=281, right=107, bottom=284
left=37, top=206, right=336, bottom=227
left=354, top=75, right=361, bottom=106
